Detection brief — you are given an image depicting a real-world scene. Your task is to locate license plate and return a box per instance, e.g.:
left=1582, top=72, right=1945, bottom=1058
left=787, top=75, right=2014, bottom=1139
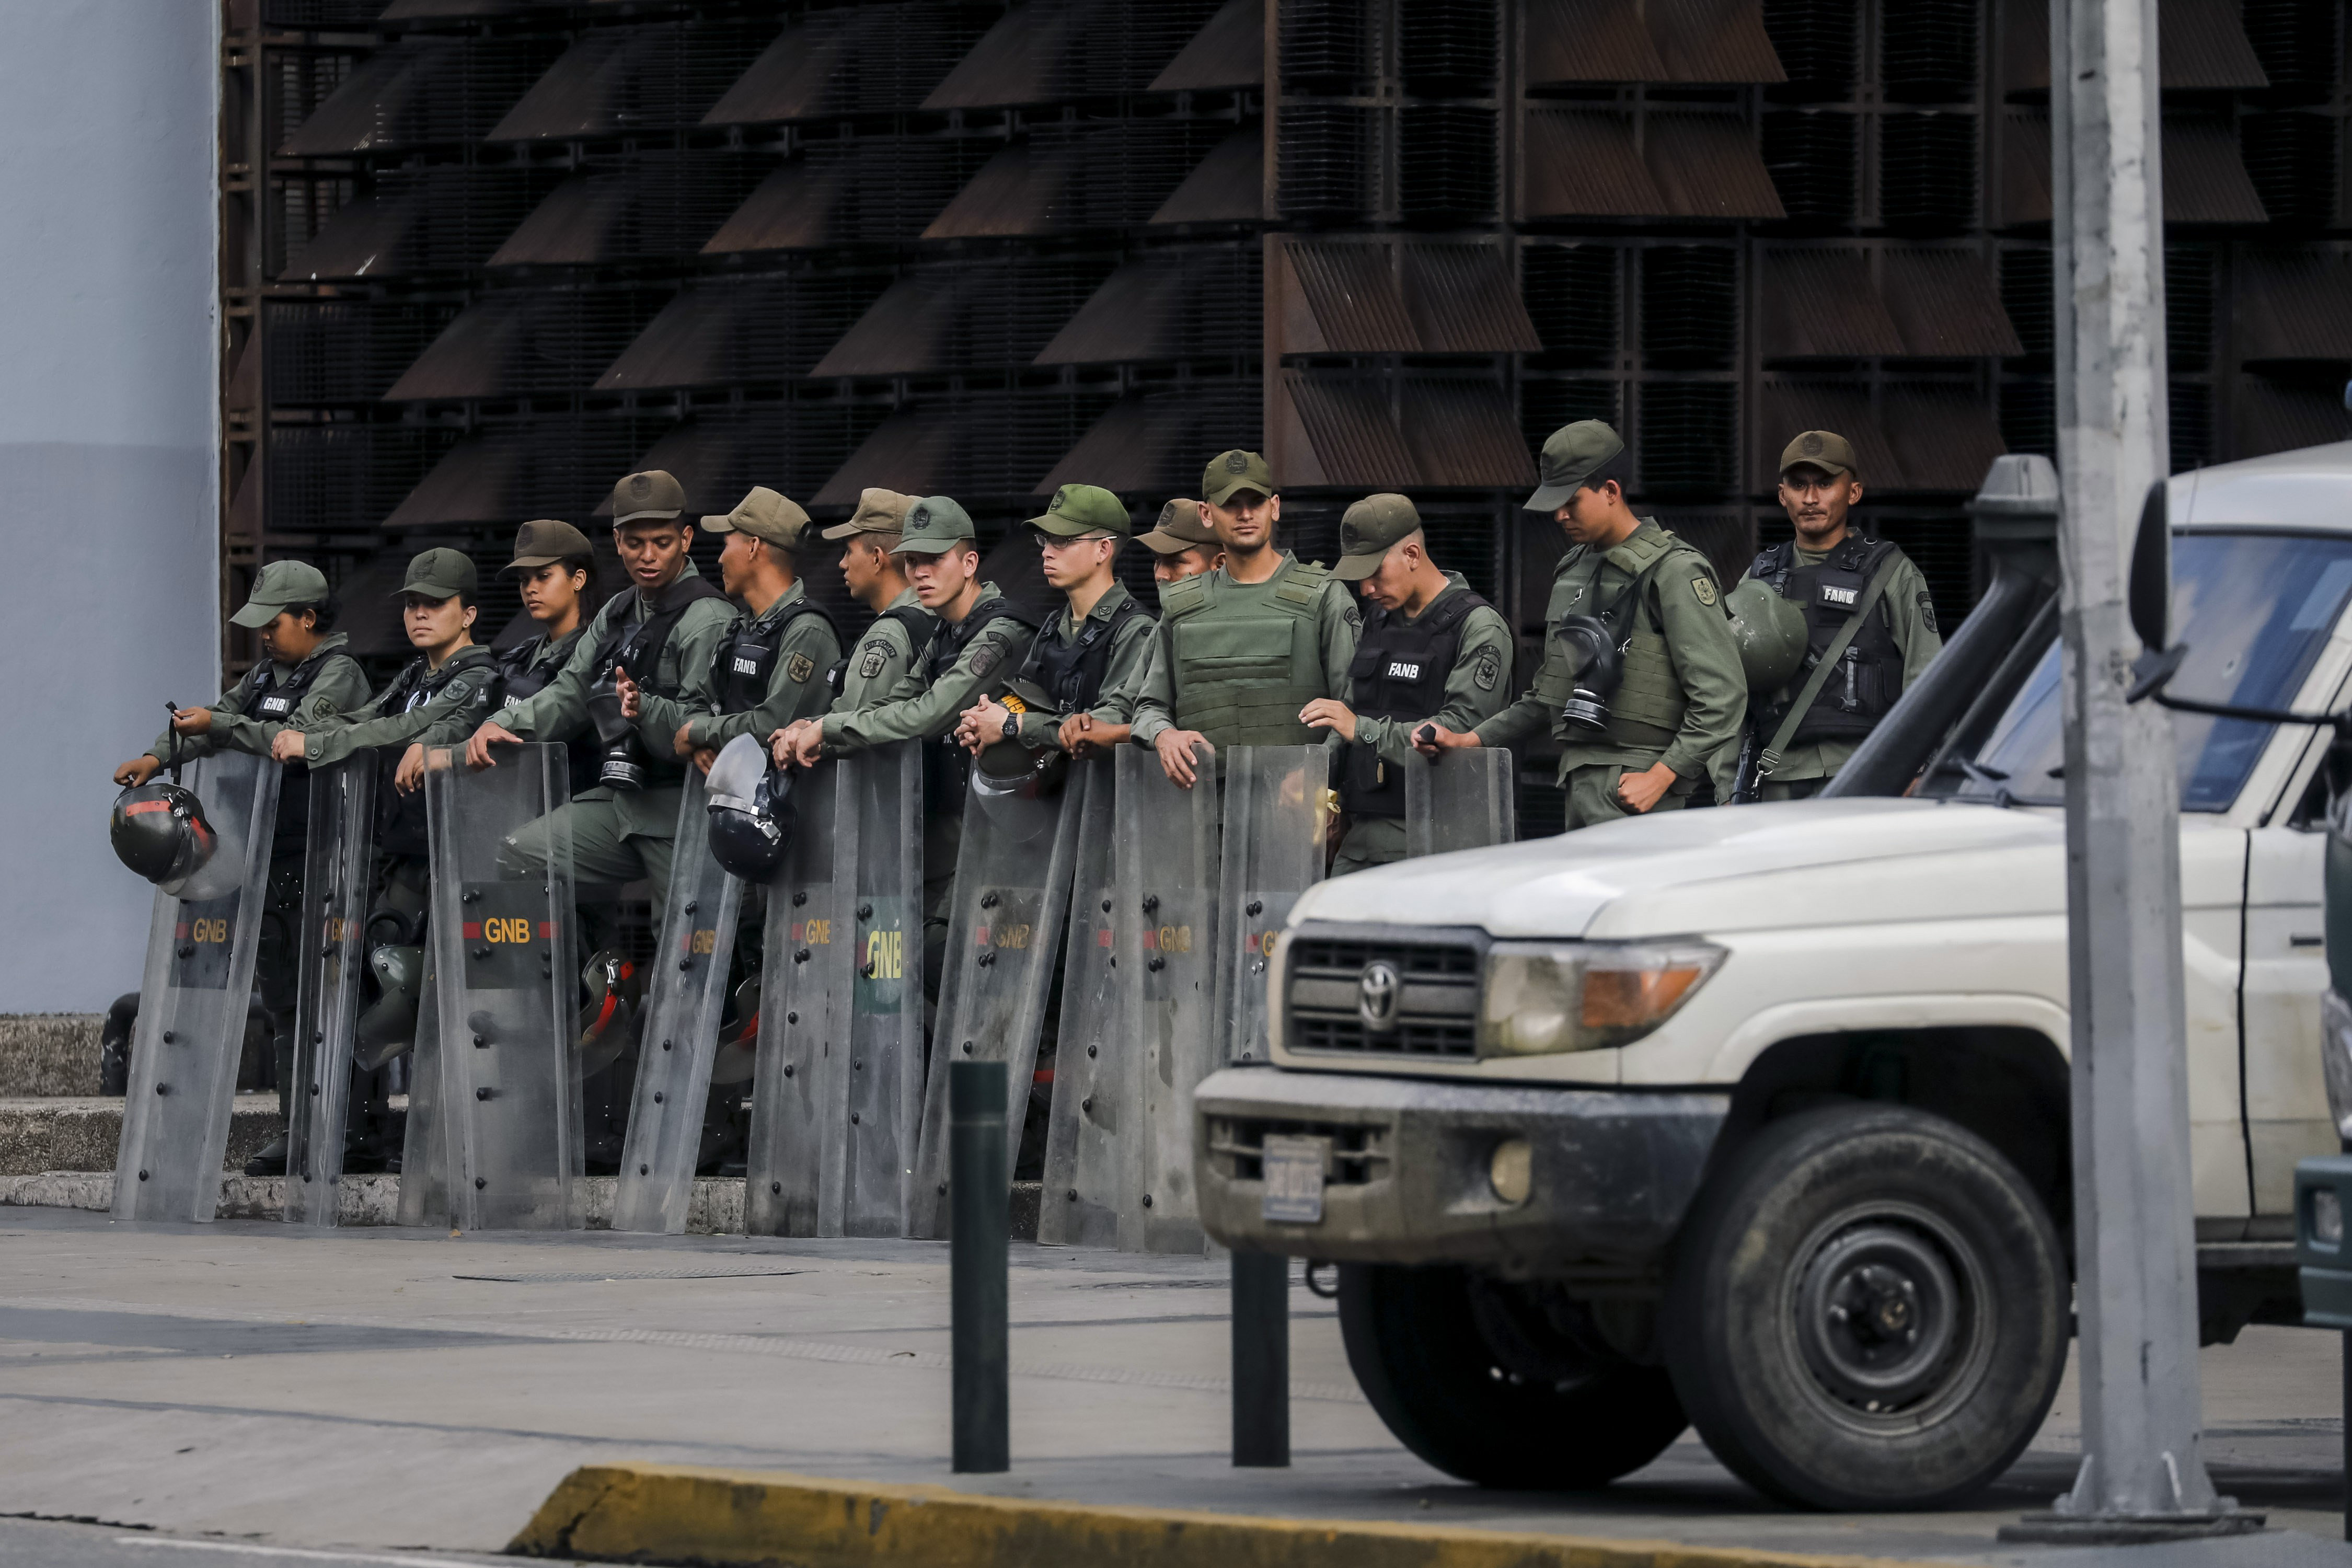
left=1260, top=1135, right=1328, bottom=1225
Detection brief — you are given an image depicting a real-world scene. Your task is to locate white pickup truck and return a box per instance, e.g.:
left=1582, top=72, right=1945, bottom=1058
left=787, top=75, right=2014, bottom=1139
left=1193, top=441, right=2352, bottom=1512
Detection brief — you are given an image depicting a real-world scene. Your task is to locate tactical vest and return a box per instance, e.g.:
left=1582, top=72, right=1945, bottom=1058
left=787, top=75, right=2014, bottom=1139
left=492, top=629, right=599, bottom=799
left=1018, top=595, right=1149, bottom=715
left=1750, top=535, right=1904, bottom=745
left=374, top=648, right=494, bottom=857
left=829, top=602, right=934, bottom=697
left=1162, top=555, right=1338, bottom=748
left=713, top=598, right=837, bottom=714
left=919, top=597, right=1036, bottom=806
left=587, top=574, right=729, bottom=788
left=1559, top=528, right=1704, bottom=751
left=1341, top=585, right=1490, bottom=817
left=241, top=645, right=353, bottom=855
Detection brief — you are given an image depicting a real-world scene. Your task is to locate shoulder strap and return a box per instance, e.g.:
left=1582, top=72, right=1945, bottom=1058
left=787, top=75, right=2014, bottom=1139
left=768, top=596, right=839, bottom=640
left=1757, top=552, right=1908, bottom=776
left=1417, top=585, right=1488, bottom=635
left=879, top=603, right=932, bottom=645
left=1160, top=573, right=1212, bottom=620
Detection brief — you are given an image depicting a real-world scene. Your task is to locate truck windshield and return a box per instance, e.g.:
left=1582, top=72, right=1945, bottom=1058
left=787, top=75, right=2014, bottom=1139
left=1952, top=529, right=2352, bottom=811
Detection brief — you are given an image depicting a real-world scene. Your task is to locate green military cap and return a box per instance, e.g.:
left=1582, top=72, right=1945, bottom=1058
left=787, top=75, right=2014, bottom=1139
left=1202, top=449, right=1274, bottom=507
left=229, top=559, right=331, bottom=629
left=1525, top=420, right=1627, bottom=512
left=895, top=495, right=976, bottom=556
left=1136, top=498, right=1215, bottom=555
left=820, top=487, right=915, bottom=541
left=1028, top=482, right=1130, bottom=539
left=702, top=486, right=812, bottom=551
left=1333, top=493, right=1422, bottom=582
left=1780, top=429, right=1859, bottom=478
left=610, top=469, right=686, bottom=525
left=506, top=517, right=594, bottom=571
left=397, top=547, right=477, bottom=602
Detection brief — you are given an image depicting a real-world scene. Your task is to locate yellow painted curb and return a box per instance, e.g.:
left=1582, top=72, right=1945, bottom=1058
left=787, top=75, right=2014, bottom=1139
left=511, top=1463, right=1962, bottom=1568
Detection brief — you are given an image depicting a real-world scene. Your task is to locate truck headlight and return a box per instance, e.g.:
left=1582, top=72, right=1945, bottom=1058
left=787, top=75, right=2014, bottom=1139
left=1478, top=941, right=1725, bottom=1058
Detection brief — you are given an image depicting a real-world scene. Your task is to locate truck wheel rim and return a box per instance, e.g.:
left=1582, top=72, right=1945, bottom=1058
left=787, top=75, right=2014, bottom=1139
left=1783, top=1201, right=1993, bottom=1429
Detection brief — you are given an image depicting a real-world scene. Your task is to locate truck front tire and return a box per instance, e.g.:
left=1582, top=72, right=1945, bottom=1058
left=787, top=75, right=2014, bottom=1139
left=1338, top=1262, right=1688, bottom=1489
left=1663, top=1104, right=2068, bottom=1509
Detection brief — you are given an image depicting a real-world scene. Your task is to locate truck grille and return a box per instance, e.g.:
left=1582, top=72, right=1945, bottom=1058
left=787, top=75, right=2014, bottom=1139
left=1285, top=933, right=1480, bottom=1058
left=1205, top=1115, right=1390, bottom=1185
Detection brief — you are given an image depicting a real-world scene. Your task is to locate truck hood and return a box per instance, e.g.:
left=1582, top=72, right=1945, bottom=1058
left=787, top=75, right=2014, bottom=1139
left=1292, top=798, right=2070, bottom=939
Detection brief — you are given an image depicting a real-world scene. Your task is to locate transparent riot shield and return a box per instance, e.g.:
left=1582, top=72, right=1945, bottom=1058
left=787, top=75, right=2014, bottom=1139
left=612, top=771, right=746, bottom=1234
left=1037, top=756, right=1119, bottom=1248
left=846, top=742, right=924, bottom=1235
left=1111, top=743, right=1220, bottom=1252
left=114, top=750, right=283, bottom=1223
left=1217, top=745, right=1329, bottom=1066
left=284, top=759, right=376, bottom=1227
left=747, top=758, right=854, bottom=1237
left=1402, top=747, right=1516, bottom=858
left=394, top=963, right=448, bottom=1227
left=906, top=765, right=1082, bottom=1238
left=423, top=742, right=582, bottom=1231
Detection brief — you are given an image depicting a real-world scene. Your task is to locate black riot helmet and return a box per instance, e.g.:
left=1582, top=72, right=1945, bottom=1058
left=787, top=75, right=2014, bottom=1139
left=705, top=734, right=797, bottom=880
left=110, top=705, right=222, bottom=889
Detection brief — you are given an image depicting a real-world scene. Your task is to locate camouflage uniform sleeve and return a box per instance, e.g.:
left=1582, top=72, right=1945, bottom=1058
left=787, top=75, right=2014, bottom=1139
left=302, top=665, right=491, bottom=769
left=635, top=598, right=739, bottom=747
left=1127, top=619, right=1179, bottom=746
left=1883, top=554, right=1944, bottom=688
left=1655, top=551, right=1750, bottom=782
left=505, top=603, right=612, bottom=744
left=832, top=619, right=916, bottom=713
left=822, top=615, right=1025, bottom=753
left=688, top=614, right=843, bottom=751
left=1356, top=606, right=1515, bottom=766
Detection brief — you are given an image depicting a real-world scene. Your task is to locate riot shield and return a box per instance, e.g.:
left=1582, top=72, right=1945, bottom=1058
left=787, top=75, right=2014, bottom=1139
left=1402, top=747, right=1516, bottom=858
left=284, top=759, right=375, bottom=1227
left=1037, top=756, right=1119, bottom=1247
left=423, top=742, right=583, bottom=1231
left=1111, top=743, right=1220, bottom=1252
left=114, top=749, right=283, bottom=1223
left=1217, top=746, right=1329, bottom=1067
left=906, top=763, right=1082, bottom=1238
left=747, top=743, right=925, bottom=1238
left=393, top=962, right=448, bottom=1227
left=611, top=771, right=746, bottom=1234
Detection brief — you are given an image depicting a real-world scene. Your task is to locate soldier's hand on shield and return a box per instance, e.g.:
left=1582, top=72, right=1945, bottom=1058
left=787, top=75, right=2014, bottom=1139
left=773, top=719, right=825, bottom=768
left=1299, top=698, right=1359, bottom=743
left=691, top=747, right=719, bottom=777
left=466, top=720, right=523, bottom=770
left=394, top=743, right=428, bottom=793
left=615, top=665, right=641, bottom=721
left=1413, top=723, right=1479, bottom=757
left=1615, top=760, right=1676, bottom=814
left=958, top=697, right=1012, bottom=754
left=671, top=721, right=697, bottom=758
left=170, top=707, right=214, bottom=736
left=1155, top=729, right=1214, bottom=788
left=269, top=729, right=308, bottom=764
left=113, top=755, right=161, bottom=788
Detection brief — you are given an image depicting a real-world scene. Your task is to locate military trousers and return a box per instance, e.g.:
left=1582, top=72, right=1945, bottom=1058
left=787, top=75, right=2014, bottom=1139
left=1759, top=775, right=1830, bottom=802
left=499, top=790, right=679, bottom=924
left=1562, top=762, right=1693, bottom=833
left=1330, top=814, right=1406, bottom=878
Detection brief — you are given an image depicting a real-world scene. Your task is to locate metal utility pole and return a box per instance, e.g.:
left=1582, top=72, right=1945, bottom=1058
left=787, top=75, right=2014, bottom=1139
left=2003, top=0, right=2253, bottom=1540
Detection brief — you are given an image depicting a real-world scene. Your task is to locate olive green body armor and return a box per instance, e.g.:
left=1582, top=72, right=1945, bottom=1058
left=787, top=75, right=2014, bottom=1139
left=1160, top=554, right=1335, bottom=748
left=1569, top=527, right=1702, bottom=750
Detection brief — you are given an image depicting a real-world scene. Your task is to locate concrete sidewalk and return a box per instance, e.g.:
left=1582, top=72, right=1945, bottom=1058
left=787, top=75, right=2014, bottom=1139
left=0, top=1206, right=2342, bottom=1565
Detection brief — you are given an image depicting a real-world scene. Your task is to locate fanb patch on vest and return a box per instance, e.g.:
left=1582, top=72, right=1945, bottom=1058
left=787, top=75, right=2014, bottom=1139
left=1692, top=576, right=1718, bottom=607
left=1473, top=644, right=1502, bottom=691
left=785, top=652, right=816, bottom=684
left=858, top=641, right=891, bottom=680
left=1385, top=660, right=1422, bottom=681
left=1820, top=584, right=1858, bottom=606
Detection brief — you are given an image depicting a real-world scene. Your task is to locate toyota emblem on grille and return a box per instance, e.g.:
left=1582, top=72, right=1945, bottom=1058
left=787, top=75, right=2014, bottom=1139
left=1358, top=961, right=1400, bottom=1031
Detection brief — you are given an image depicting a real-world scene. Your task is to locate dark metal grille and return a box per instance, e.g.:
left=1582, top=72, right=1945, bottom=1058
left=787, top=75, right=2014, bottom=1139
left=1279, top=103, right=1383, bottom=218
left=1641, top=247, right=1738, bottom=367
left=1204, top=1116, right=1390, bottom=1184
left=1880, top=113, right=1978, bottom=232
left=1523, top=243, right=1621, bottom=364
left=1761, top=110, right=1857, bottom=222
left=1881, top=0, right=1978, bottom=102
left=1639, top=383, right=1738, bottom=495
left=1399, top=105, right=1498, bottom=221
left=1286, top=935, right=1481, bottom=1059
left=1400, top=0, right=1498, bottom=91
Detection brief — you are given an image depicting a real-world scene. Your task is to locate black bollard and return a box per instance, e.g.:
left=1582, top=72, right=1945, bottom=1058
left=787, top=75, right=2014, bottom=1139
left=950, top=1059, right=1009, bottom=1473
left=1231, top=1250, right=1289, bottom=1466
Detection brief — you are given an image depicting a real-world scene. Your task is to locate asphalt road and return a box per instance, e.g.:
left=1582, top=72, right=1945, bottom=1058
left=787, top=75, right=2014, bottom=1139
left=0, top=1206, right=2344, bottom=1566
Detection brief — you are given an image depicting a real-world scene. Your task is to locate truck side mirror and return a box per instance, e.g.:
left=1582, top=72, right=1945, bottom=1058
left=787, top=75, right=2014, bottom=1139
left=2128, top=480, right=2170, bottom=654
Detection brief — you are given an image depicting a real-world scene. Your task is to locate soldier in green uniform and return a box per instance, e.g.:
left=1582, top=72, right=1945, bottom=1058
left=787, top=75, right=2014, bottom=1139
left=822, top=487, right=931, bottom=712
left=955, top=483, right=1156, bottom=758
left=464, top=470, right=736, bottom=921
left=465, top=520, right=601, bottom=799
left=1134, top=497, right=1223, bottom=583
left=1740, top=431, right=1943, bottom=800
left=1306, top=494, right=1515, bottom=875
left=622, top=487, right=841, bottom=771
left=1129, top=451, right=1359, bottom=788
left=111, top=559, right=371, bottom=1161
left=1422, top=421, right=1747, bottom=830
left=261, top=549, right=496, bottom=1172
left=771, top=496, right=1037, bottom=985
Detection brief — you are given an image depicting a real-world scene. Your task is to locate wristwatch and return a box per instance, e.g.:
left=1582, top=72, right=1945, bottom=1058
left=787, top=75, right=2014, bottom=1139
left=1000, top=710, right=1019, bottom=743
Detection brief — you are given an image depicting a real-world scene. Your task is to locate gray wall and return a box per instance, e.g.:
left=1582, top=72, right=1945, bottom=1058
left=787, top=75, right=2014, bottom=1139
left=0, top=1, right=217, bottom=1011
